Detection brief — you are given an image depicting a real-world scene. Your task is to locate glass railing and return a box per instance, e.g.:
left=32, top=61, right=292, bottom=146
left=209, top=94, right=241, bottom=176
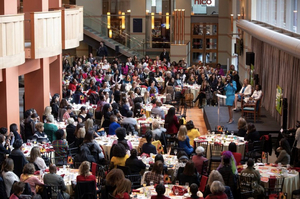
left=84, top=10, right=145, bottom=56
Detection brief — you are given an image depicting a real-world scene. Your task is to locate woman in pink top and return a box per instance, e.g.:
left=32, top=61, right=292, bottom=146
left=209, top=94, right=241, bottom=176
left=192, top=146, right=208, bottom=175
left=20, top=163, right=44, bottom=195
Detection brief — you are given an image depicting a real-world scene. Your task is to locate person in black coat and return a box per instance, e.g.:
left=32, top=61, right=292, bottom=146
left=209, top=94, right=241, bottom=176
left=0, top=135, right=10, bottom=164
left=160, top=49, right=170, bottom=62
left=141, top=131, right=157, bottom=154
left=50, top=94, right=60, bottom=119
left=66, top=118, right=76, bottom=145
left=178, top=160, right=200, bottom=186
left=96, top=41, right=108, bottom=57
left=125, top=149, right=146, bottom=174
left=244, top=123, right=260, bottom=142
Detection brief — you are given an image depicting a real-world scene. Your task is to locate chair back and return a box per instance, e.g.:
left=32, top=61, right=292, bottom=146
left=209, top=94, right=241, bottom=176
left=210, top=143, right=223, bottom=157
left=201, top=159, right=209, bottom=176
left=125, top=174, right=142, bottom=189
left=239, top=175, right=254, bottom=197
left=75, top=181, right=97, bottom=199
left=199, top=175, right=208, bottom=192
left=0, top=176, right=7, bottom=199
left=268, top=176, right=284, bottom=196
left=42, top=185, right=64, bottom=199
left=92, top=162, right=98, bottom=176
left=117, top=165, right=131, bottom=175
left=9, top=155, right=25, bottom=177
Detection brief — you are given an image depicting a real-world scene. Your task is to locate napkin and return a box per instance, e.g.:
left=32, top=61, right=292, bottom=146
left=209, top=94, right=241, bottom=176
left=214, top=142, right=222, bottom=146
left=34, top=171, right=40, bottom=175
left=45, top=169, right=49, bottom=172
left=132, top=189, right=140, bottom=193
left=140, top=153, right=149, bottom=158
left=171, top=186, right=188, bottom=196
left=137, top=118, right=146, bottom=121
left=24, top=150, right=28, bottom=154
left=198, top=137, right=206, bottom=140
left=60, top=174, right=65, bottom=178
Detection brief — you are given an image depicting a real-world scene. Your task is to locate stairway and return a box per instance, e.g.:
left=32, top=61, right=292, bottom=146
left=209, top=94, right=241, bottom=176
left=84, top=26, right=142, bottom=58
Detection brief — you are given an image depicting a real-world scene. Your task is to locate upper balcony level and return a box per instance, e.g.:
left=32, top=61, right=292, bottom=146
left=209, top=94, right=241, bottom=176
left=0, top=5, right=83, bottom=68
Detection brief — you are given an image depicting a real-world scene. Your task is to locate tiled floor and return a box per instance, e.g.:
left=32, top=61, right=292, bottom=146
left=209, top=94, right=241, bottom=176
left=186, top=107, right=207, bottom=135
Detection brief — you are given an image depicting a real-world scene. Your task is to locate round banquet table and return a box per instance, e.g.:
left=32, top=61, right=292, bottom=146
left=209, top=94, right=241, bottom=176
left=240, top=163, right=299, bottom=199
left=94, top=135, right=140, bottom=158
left=194, top=134, right=246, bottom=158
left=142, top=104, right=173, bottom=118
left=132, top=185, right=203, bottom=199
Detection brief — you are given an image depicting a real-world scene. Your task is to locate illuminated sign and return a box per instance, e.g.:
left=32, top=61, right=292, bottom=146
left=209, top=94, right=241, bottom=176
left=193, top=0, right=215, bottom=7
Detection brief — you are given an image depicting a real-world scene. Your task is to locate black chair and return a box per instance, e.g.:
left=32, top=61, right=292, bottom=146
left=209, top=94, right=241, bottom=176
left=266, top=176, right=285, bottom=198
left=9, top=155, right=26, bottom=177
left=247, top=140, right=265, bottom=162
left=68, top=147, right=79, bottom=157
left=209, top=143, right=223, bottom=172
left=201, top=159, right=209, bottom=176
left=42, top=185, right=64, bottom=199
left=169, top=91, right=182, bottom=114
left=239, top=175, right=254, bottom=198
left=0, top=176, right=7, bottom=199
left=125, top=174, right=142, bottom=189
left=292, top=189, right=300, bottom=199
left=75, top=181, right=97, bottom=199
left=117, top=165, right=131, bottom=175
left=52, top=155, right=68, bottom=166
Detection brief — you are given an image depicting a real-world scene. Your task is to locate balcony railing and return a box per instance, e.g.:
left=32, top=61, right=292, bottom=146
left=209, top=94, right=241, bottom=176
left=30, top=10, right=62, bottom=59
left=0, top=14, right=25, bottom=69
left=62, top=6, right=83, bottom=49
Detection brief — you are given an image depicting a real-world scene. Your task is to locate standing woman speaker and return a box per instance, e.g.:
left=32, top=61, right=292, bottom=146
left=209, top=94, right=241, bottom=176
left=224, top=74, right=237, bottom=123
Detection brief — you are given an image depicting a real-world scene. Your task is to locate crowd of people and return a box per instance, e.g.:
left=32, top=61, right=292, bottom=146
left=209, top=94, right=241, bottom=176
left=0, top=47, right=295, bottom=199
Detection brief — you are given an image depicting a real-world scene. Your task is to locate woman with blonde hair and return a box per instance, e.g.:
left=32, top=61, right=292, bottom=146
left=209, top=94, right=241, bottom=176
left=203, top=170, right=233, bottom=198
left=237, top=117, right=247, bottom=137
left=76, top=161, right=96, bottom=184
left=113, top=178, right=131, bottom=199
left=205, top=181, right=228, bottom=199
left=29, top=146, right=46, bottom=170
left=177, top=125, right=194, bottom=155
left=42, top=106, right=52, bottom=123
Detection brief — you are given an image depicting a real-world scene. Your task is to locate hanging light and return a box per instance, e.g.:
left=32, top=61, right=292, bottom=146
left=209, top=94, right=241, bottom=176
left=107, top=12, right=111, bottom=29
left=122, top=12, right=125, bottom=29
left=151, top=13, right=155, bottom=29
left=109, top=29, right=112, bottom=38
left=166, top=12, right=169, bottom=29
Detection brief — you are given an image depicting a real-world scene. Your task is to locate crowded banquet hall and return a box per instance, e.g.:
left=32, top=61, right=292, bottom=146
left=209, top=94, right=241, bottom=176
left=1, top=0, right=300, bottom=199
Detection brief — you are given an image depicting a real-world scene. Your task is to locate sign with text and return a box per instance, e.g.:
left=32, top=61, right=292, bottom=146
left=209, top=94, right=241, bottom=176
left=192, top=0, right=215, bottom=14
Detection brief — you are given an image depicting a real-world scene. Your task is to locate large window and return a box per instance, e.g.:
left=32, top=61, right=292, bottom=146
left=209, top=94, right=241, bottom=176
left=255, top=0, right=298, bottom=33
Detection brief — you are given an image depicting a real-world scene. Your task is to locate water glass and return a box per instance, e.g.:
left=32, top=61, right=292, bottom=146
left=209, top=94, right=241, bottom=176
left=231, top=131, right=234, bottom=136
left=174, top=149, right=177, bottom=155
left=278, top=163, right=282, bottom=168
left=185, top=182, right=189, bottom=189
left=150, top=181, right=154, bottom=187
left=175, top=180, right=179, bottom=186
left=175, top=189, right=179, bottom=196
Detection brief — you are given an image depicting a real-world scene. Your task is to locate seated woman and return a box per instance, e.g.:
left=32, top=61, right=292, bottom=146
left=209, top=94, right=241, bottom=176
left=217, top=151, right=237, bottom=196
left=77, top=161, right=96, bottom=184
left=104, top=169, right=125, bottom=198
left=192, top=146, right=208, bottom=175
left=241, top=159, right=264, bottom=197
left=244, top=123, right=260, bottom=143
left=52, top=129, right=69, bottom=165
left=125, top=149, right=146, bottom=174
left=74, top=123, right=86, bottom=147
left=165, top=107, right=180, bottom=136
left=205, top=181, right=228, bottom=199
left=203, top=170, right=233, bottom=198
left=77, top=106, right=87, bottom=123
left=237, top=117, right=247, bottom=137
left=113, top=178, right=131, bottom=199
left=20, top=163, right=44, bottom=195
left=102, top=104, right=113, bottom=128
left=145, top=161, right=164, bottom=185
left=120, top=97, right=130, bottom=117
left=149, top=154, right=168, bottom=174
left=141, top=131, right=157, bottom=155
left=178, top=160, right=200, bottom=186
left=109, top=115, right=121, bottom=136
left=0, top=134, right=11, bottom=163
left=186, top=121, right=201, bottom=148
left=177, top=125, right=194, bottom=156
left=29, top=146, right=46, bottom=170
left=33, top=122, right=49, bottom=143
left=187, top=183, right=203, bottom=199
left=147, top=80, right=159, bottom=94
left=110, top=143, right=129, bottom=169
left=193, top=80, right=210, bottom=108
left=81, top=129, right=104, bottom=164
left=228, top=142, right=242, bottom=165
left=66, top=118, right=76, bottom=144
left=245, top=84, right=262, bottom=103
left=152, top=120, right=166, bottom=140
left=112, top=127, right=133, bottom=151
left=9, top=182, right=25, bottom=199
left=151, top=183, right=170, bottom=199
left=10, top=139, right=28, bottom=168
left=2, top=158, right=20, bottom=198
left=44, top=115, right=58, bottom=142
left=275, top=138, right=291, bottom=165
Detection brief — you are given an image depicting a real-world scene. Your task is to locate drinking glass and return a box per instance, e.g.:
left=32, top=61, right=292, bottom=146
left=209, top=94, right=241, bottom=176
left=185, top=182, right=189, bottom=189
left=150, top=181, right=154, bottom=187
left=175, top=189, right=179, bottom=196
left=231, top=131, right=234, bottom=136
left=175, top=180, right=179, bottom=186
left=174, top=149, right=177, bottom=156
left=212, top=131, right=215, bottom=135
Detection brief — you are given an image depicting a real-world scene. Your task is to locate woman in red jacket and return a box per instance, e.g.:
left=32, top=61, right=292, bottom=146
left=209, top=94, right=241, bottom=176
left=165, top=107, right=180, bottom=136
left=76, top=161, right=96, bottom=185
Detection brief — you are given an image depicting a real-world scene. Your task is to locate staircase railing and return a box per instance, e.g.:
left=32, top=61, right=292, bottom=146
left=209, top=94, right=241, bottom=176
left=83, top=10, right=145, bottom=56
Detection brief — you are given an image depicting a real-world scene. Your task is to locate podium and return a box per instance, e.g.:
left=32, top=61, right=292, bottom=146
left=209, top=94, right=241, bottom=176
left=216, top=94, right=227, bottom=125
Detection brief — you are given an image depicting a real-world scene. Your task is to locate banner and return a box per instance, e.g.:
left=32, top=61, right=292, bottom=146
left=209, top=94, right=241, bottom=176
left=276, top=85, right=283, bottom=115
